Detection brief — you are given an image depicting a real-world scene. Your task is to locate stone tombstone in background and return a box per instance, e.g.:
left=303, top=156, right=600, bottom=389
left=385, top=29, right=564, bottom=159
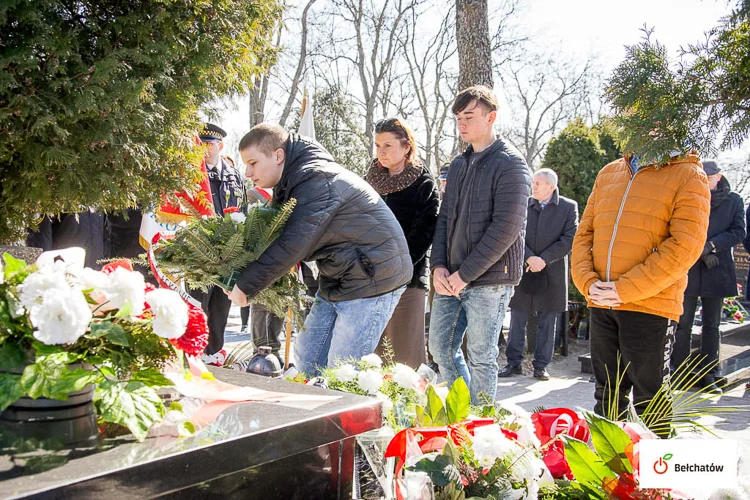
left=734, top=243, right=749, bottom=299
left=0, top=245, right=43, bottom=264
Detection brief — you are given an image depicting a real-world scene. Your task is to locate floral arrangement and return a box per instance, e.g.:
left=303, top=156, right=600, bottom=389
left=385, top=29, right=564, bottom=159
left=0, top=250, right=208, bottom=440
left=292, top=352, right=431, bottom=431
left=295, top=353, right=744, bottom=499
left=721, top=294, right=747, bottom=323
left=154, top=199, right=309, bottom=326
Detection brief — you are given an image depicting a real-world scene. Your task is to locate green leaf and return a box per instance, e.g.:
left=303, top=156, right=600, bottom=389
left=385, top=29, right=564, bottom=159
left=179, top=421, right=196, bottom=437
left=411, top=454, right=456, bottom=487
left=89, top=322, right=130, bottom=346
left=0, top=342, right=26, bottom=371
left=0, top=373, right=25, bottom=410
left=425, top=385, right=448, bottom=426
left=446, top=377, right=470, bottom=424
left=584, top=410, right=634, bottom=474
left=95, top=380, right=165, bottom=441
left=562, top=436, right=616, bottom=489
left=130, top=368, right=172, bottom=388
left=2, top=253, right=27, bottom=280
left=663, top=453, right=673, bottom=460
left=20, top=362, right=68, bottom=399
left=114, top=302, right=133, bottom=319
left=20, top=362, right=99, bottom=400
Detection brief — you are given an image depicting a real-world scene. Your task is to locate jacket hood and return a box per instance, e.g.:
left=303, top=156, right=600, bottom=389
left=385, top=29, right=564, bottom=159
left=275, top=134, right=335, bottom=201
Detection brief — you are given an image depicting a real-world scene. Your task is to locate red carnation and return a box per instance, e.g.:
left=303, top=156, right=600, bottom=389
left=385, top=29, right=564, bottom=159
left=170, top=304, right=209, bottom=356
left=223, top=206, right=239, bottom=214
left=102, top=259, right=134, bottom=274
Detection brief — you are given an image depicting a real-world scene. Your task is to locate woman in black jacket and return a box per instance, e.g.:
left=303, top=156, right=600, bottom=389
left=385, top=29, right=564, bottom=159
left=672, top=160, right=746, bottom=393
left=365, top=118, right=440, bottom=368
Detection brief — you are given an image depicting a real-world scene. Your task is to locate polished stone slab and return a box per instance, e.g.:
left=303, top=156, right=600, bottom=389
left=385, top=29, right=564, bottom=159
left=578, top=321, right=750, bottom=386
left=0, top=369, right=381, bottom=499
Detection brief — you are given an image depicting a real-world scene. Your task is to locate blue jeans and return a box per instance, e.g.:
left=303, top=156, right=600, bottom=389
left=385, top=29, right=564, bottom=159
left=428, top=285, right=513, bottom=404
left=294, top=286, right=406, bottom=375
left=506, top=309, right=557, bottom=370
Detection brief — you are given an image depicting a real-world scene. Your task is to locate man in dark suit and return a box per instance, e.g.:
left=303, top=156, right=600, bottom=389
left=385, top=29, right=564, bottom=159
left=196, top=123, right=246, bottom=364
left=499, top=168, right=578, bottom=380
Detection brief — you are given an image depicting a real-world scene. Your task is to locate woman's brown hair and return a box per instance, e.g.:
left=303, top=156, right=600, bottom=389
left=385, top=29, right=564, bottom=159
left=374, top=117, right=418, bottom=165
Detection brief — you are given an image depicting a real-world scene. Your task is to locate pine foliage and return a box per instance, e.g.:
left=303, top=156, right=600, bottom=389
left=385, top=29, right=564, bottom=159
left=155, top=199, right=308, bottom=326
left=0, top=0, right=281, bottom=242
left=605, top=2, right=750, bottom=164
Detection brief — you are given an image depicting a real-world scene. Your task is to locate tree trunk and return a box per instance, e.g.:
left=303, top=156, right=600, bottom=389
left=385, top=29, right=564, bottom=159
left=456, top=0, right=493, bottom=91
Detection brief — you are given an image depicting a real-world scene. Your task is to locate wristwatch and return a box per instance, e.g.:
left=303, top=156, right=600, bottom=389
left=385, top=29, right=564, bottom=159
left=710, top=241, right=717, bottom=253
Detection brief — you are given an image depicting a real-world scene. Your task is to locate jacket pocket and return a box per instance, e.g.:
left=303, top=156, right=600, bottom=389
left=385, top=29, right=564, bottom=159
left=357, top=250, right=375, bottom=279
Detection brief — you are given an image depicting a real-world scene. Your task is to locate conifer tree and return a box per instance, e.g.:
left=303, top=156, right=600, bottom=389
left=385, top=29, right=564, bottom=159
left=604, top=1, right=749, bottom=164
left=0, top=0, right=281, bottom=242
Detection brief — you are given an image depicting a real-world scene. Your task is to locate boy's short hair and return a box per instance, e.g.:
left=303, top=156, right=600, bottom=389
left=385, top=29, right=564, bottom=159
left=238, top=123, right=290, bottom=156
left=452, top=85, right=499, bottom=115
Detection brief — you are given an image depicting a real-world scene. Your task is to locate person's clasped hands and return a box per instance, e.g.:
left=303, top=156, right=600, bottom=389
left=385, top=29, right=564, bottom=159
left=433, top=268, right=468, bottom=297
left=588, top=280, right=622, bottom=307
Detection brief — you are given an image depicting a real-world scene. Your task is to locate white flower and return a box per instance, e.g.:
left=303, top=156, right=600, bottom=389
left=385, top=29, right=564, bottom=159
left=375, top=391, right=393, bottom=414
left=334, top=363, right=358, bottom=383
left=78, top=268, right=108, bottom=290
left=500, top=402, right=532, bottom=424
left=392, top=363, right=419, bottom=389
left=513, top=452, right=547, bottom=482
left=19, top=266, right=69, bottom=310
left=229, top=212, right=247, bottom=224
left=515, top=424, right=541, bottom=448
left=100, top=267, right=145, bottom=316
left=357, top=369, right=384, bottom=394
left=30, top=287, right=92, bottom=345
left=472, top=424, right=517, bottom=468
left=360, top=353, right=383, bottom=368
left=145, top=289, right=188, bottom=339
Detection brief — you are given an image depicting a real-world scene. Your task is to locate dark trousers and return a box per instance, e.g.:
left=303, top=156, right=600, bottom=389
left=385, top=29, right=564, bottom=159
left=672, top=295, right=722, bottom=378
left=251, top=303, right=285, bottom=357
left=240, top=306, right=250, bottom=328
left=192, top=287, right=232, bottom=355
left=506, top=309, right=557, bottom=369
left=589, top=308, right=675, bottom=437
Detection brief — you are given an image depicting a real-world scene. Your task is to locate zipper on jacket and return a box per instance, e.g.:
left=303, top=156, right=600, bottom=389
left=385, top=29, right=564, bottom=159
left=605, top=167, right=644, bottom=281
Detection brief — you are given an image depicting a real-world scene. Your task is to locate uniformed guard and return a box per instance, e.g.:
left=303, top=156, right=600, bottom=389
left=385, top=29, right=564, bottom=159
left=197, top=123, right=246, bottom=364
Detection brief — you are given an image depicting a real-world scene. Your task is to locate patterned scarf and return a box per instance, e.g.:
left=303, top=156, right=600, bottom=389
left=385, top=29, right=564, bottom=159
left=365, top=158, right=422, bottom=195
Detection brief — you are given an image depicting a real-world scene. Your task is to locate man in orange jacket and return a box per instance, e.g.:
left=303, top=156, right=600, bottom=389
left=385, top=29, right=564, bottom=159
left=571, top=152, right=710, bottom=436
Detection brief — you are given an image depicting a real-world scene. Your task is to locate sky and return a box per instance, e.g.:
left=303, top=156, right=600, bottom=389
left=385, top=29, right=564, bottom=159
left=212, top=0, right=742, bottom=164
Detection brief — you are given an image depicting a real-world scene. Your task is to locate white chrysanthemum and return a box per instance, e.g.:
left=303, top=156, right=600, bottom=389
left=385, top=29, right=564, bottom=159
left=357, top=369, right=384, bottom=394
left=145, top=289, right=188, bottom=339
left=392, top=363, right=419, bottom=389
left=334, top=363, right=358, bottom=383
left=229, top=212, right=247, bottom=224
left=19, top=266, right=69, bottom=310
left=500, top=402, right=532, bottom=424
left=515, top=423, right=541, bottom=447
left=360, top=353, right=383, bottom=368
left=100, top=267, right=145, bottom=316
left=513, top=452, right=547, bottom=482
left=375, top=392, right=394, bottom=414
left=78, top=268, right=108, bottom=290
left=472, top=425, right=517, bottom=468
left=30, top=287, right=92, bottom=345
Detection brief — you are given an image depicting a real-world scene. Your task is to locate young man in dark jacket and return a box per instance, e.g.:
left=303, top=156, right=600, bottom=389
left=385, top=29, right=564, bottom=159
left=228, top=123, right=412, bottom=375
left=429, top=86, right=531, bottom=404
left=671, top=160, right=745, bottom=393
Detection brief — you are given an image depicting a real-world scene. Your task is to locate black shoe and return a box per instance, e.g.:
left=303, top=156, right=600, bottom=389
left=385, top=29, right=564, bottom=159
left=701, top=376, right=723, bottom=395
left=498, top=365, right=522, bottom=378
left=533, top=368, right=550, bottom=381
